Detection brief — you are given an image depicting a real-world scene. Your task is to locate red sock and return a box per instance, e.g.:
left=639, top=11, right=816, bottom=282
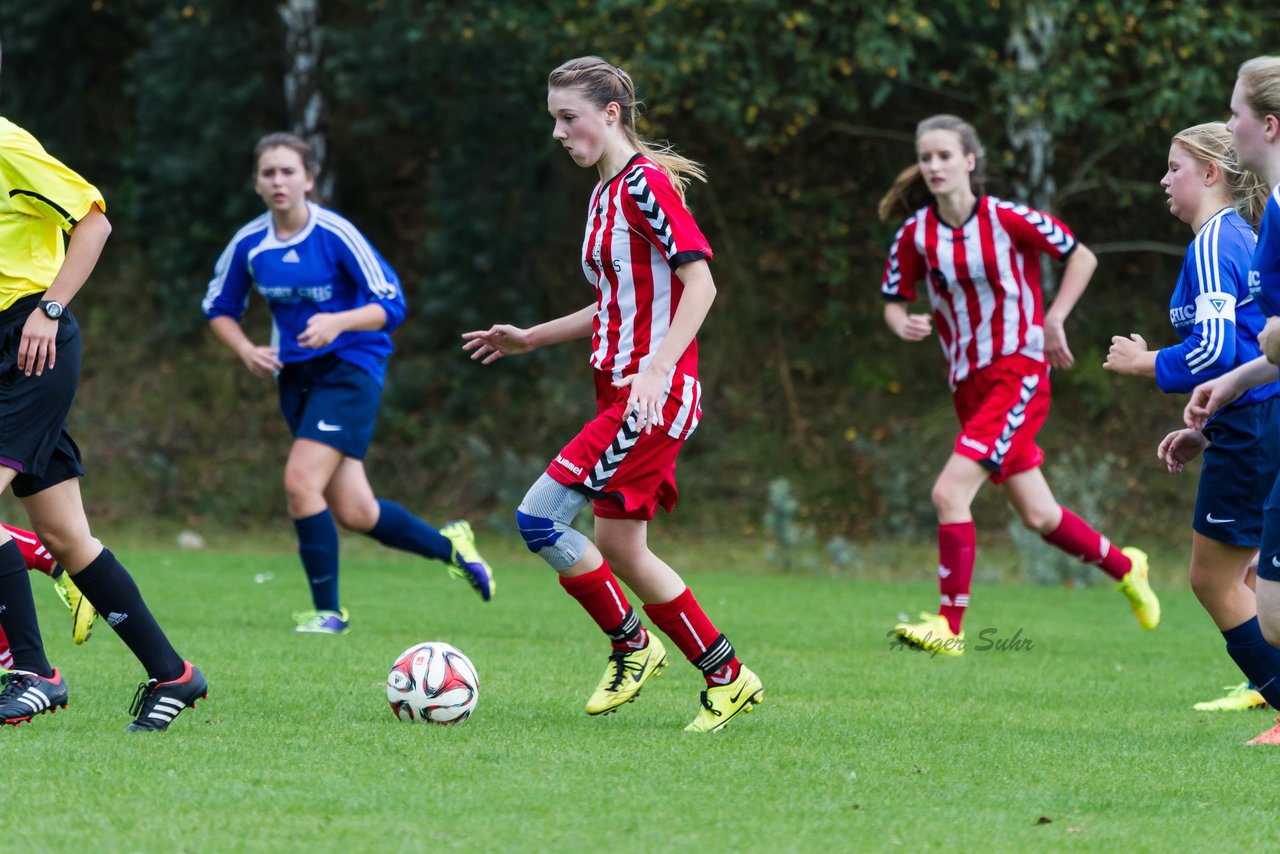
left=937, top=521, right=976, bottom=635
left=0, top=625, right=10, bottom=670
left=558, top=561, right=648, bottom=651
left=643, top=588, right=741, bottom=686
left=1041, top=508, right=1131, bottom=580
left=1, top=524, right=56, bottom=575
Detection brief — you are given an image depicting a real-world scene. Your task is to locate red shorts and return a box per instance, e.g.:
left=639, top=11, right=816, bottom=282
left=951, top=354, right=1049, bottom=484
left=545, top=370, right=701, bottom=521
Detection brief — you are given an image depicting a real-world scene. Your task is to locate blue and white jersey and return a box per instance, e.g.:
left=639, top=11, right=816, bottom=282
left=1156, top=207, right=1280, bottom=409
left=1251, top=186, right=1280, bottom=318
left=202, top=202, right=407, bottom=384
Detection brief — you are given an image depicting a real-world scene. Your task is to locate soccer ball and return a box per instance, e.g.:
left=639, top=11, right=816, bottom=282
left=386, top=642, right=479, bottom=725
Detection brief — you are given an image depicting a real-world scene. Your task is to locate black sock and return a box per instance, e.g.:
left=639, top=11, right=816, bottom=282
left=0, top=538, right=52, bottom=677
left=72, top=548, right=184, bottom=682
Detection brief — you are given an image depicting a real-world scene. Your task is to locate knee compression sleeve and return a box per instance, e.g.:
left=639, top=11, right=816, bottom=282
left=516, top=474, right=590, bottom=571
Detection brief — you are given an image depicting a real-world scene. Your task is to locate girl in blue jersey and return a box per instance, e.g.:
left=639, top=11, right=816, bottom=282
left=1105, top=122, right=1280, bottom=716
left=203, top=133, right=494, bottom=634
left=1186, top=57, right=1280, bottom=744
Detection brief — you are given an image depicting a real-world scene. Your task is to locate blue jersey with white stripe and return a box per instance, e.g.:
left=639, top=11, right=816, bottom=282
left=202, top=202, right=406, bottom=384
left=1156, top=207, right=1280, bottom=408
left=1251, top=187, right=1280, bottom=318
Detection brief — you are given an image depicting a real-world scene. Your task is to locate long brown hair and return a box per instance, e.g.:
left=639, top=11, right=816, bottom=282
left=1173, top=122, right=1270, bottom=228
left=877, top=115, right=986, bottom=222
left=548, top=56, right=706, bottom=202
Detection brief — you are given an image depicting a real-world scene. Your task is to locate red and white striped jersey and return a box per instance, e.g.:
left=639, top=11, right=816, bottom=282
left=881, top=196, right=1077, bottom=387
left=581, top=154, right=713, bottom=381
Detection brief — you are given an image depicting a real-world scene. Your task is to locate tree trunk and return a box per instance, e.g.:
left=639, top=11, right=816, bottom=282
left=1005, top=3, right=1059, bottom=296
left=279, top=0, right=333, bottom=203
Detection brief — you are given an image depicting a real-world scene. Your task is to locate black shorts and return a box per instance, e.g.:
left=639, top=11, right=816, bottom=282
left=0, top=294, right=85, bottom=497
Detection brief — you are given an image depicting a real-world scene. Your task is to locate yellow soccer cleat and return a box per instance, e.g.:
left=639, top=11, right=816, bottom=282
left=292, top=608, right=350, bottom=634
left=685, top=665, right=764, bottom=733
left=52, top=568, right=97, bottom=645
left=1117, top=547, right=1160, bottom=630
left=585, top=634, right=668, bottom=716
left=893, top=611, right=964, bottom=656
left=440, top=520, right=495, bottom=602
left=1194, top=682, right=1268, bottom=712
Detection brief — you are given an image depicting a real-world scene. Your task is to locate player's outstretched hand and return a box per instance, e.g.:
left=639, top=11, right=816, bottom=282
left=1185, top=376, right=1243, bottom=430
left=462, top=324, right=534, bottom=364
left=1157, top=428, right=1206, bottom=473
left=1102, top=333, right=1146, bottom=375
left=1044, top=316, right=1075, bottom=369
left=613, top=367, right=666, bottom=435
left=239, top=344, right=283, bottom=378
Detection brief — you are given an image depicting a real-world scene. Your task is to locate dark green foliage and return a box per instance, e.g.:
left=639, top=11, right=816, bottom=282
left=0, top=0, right=1275, bottom=542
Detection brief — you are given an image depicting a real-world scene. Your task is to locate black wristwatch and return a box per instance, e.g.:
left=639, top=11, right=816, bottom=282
left=38, top=299, right=64, bottom=320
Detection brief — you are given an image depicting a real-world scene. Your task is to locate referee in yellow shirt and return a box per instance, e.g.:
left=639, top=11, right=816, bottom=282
left=0, top=40, right=207, bottom=730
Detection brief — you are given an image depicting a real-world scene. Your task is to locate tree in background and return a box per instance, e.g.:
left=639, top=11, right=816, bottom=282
left=0, top=0, right=1273, bottom=537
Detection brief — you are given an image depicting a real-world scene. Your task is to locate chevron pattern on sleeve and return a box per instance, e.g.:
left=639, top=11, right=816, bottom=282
left=996, top=200, right=1076, bottom=255
left=624, top=167, right=676, bottom=259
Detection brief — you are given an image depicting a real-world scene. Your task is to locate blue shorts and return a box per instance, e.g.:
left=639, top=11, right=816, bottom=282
left=1196, top=397, right=1280, bottom=548
left=277, top=355, right=382, bottom=459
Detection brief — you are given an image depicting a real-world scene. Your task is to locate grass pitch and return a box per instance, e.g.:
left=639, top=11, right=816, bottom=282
left=4, top=536, right=1274, bottom=852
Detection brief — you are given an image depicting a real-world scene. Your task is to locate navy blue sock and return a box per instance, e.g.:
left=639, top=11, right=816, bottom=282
left=72, top=548, right=184, bottom=682
left=295, top=509, right=340, bottom=612
left=1223, top=617, right=1280, bottom=708
left=0, top=538, right=51, bottom=677
left=366, top=499, right=451, bottom=563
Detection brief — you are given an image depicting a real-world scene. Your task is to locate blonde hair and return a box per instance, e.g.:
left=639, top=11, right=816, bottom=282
left=877, top=115, right=986, bottom=222
left=1239, top=56, right=1280, bottom=123
left=548, top=56, right=706, bottom=202
left=1173, top=122, right=1270, bottom=228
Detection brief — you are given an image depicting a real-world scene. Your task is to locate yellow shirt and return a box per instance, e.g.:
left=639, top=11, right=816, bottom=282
left=0, top=117, right=106, bottom=311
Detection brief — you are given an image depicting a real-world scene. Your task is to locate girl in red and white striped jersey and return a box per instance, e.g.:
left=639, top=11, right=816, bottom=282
left=878, top=114, right=1159, bottom=654
left=0, top=523, right=97, bottom=669
left=463, top=57, right=761, bottom=732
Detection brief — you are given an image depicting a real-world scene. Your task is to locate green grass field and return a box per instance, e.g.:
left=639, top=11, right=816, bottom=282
left=5, top=536, right=1275, bottom=852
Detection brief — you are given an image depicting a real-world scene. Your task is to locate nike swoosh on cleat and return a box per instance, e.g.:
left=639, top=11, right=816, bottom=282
left=1206, top=514, right=1236, bottom=524
left=729, top=684, right=746, bottom=703
left=630, top=653, right=651, bottom=682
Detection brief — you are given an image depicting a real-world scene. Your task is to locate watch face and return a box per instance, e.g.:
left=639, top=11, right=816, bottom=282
left=41, top=301, right=63, bottom=319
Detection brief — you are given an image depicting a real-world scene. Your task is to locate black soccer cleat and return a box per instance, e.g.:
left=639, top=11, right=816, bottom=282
left=125, top=661, right=208, bottom=732
left=0, top=669, right=69, bottom=725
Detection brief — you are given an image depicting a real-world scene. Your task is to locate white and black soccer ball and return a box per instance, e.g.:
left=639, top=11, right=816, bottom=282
left=386, top=642, right=479, bottom=725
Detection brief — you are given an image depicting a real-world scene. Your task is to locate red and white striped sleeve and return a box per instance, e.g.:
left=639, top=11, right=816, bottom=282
left=881, top=215, right=925, bottom=301
left=994, top=200, right=1077, bottom=260
left=621, top=162, right=713, bottom=269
